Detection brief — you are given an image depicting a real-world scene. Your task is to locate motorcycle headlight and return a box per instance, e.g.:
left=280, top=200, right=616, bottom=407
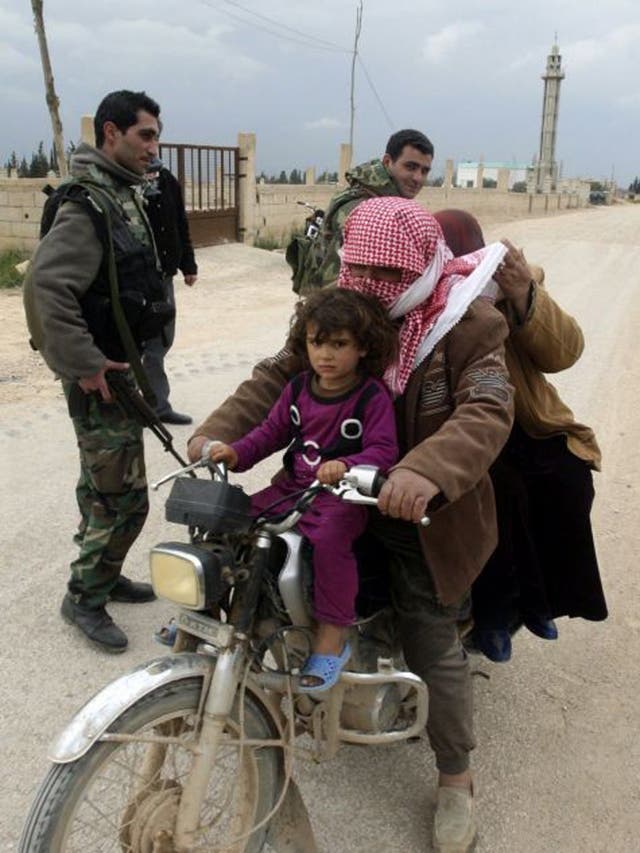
left=150, top=542, right=229, bottom=609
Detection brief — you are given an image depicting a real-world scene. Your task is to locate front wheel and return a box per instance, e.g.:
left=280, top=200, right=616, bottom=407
left=19, top=678, right=282, bottom=852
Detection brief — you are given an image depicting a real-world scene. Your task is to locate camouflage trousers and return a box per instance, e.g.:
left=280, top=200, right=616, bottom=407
left=62, top=378, right=149, bottom=608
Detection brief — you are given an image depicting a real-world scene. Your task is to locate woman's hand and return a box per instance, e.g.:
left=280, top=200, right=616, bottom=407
left=316, top=460, right=347, bottom=485
left=495, top=239, right=534, bottom=320
left=377, top=469, right=439, bottom=524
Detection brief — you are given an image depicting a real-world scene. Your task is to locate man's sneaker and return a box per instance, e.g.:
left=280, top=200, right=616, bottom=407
left=61, top=593, right=128, bottom=653
left=433, top=786, right=477, bottom=853
left=110, top=575, right=156, bottom=603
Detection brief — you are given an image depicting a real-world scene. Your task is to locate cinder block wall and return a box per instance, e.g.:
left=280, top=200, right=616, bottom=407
left=253, top=184, right=337, bottom=244
left=0, top=176, right=589, bottom=253
left=0, top=178, right=59, bottom=251
left=252, top=183, right=588, bottom=244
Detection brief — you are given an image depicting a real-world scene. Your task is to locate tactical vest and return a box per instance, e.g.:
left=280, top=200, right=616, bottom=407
left=40, top=179, right=173, bottom=363
left=283, top=373, right=381, bottom=474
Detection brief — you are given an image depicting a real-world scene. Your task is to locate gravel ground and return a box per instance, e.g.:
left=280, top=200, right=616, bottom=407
left=1, top=205, right=639, bottom=851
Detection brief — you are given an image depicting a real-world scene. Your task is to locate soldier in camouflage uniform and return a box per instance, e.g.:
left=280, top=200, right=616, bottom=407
left=287, top=128, right=434, bottom=294
left=24, top=91, right=167, bottom=652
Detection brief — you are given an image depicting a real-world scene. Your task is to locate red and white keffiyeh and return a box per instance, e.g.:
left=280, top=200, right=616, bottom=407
left=338, top=197, right=506, bottom=395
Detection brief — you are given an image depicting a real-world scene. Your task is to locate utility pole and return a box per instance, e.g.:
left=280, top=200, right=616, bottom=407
left=31, top=0, right=68, bottom=177
left=348, top=0, right=363, bottom=168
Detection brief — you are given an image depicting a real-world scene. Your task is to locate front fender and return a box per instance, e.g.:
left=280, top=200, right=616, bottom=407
left=49, top=652, right=282, bottom=764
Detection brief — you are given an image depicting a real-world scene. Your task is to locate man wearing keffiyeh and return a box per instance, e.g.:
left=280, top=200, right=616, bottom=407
left=191, top=197, right=516, bottom=853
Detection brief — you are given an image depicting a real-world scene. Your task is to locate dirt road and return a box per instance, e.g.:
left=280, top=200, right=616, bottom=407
left=1, top=204, right=639, bottom=851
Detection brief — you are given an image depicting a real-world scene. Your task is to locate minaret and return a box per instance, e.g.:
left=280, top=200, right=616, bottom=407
left=536, top=40, right=564, bottom=191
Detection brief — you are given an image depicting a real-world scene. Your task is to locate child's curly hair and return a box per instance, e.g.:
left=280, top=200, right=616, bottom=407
left=287, top=288, right=398, bottom=379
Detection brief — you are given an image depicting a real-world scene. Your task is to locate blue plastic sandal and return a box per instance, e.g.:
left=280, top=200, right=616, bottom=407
left=154, top=619, right=177, bottom=647
left=299, top=643, right=352, bottom=693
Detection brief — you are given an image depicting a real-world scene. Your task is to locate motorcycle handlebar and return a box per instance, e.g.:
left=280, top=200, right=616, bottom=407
left=152, top=458, right=429, bottom=529
left=260, top=465, right=430, bottom=533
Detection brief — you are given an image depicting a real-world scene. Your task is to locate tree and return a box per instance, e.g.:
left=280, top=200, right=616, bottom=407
left=64, top=139, right=76, bottom=171
left=628, top=177, right=640, bottom=194
left=511, top=181, right=527, bottom=193
left=317, top=171, right=339, bottom=183
left=29, top=141, right=49, bottom=177
left=427, top=176, right=444, bottom=187
left=482, top=177, right=497, bottom=189
left=278, top=170, right=288, bottom=184
left=6, top=151, right=19, bottom=177
left=289, top=168, right=303, bottom=184
left=31, top=0, right=68, bottom=177
left=18, top=157, right=30, bottom=178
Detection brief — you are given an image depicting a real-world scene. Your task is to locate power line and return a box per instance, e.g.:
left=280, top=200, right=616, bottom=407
left=357, top=56, right=395, bottom=129
left=220, top=0, right=348, bottom=51
left=202, top=0, right=349, bottom=53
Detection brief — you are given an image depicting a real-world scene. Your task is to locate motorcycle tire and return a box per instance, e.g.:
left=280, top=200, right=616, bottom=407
left=19, top=677, right=281, bottom=853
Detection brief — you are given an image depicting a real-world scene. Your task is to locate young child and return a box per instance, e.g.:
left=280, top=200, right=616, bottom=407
left=209, top=288, right=399, bottom=691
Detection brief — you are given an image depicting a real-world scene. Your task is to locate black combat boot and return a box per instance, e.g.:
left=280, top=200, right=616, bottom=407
left=61, top=593, right=128, bottom=653
left=109, top=575, right=156, bottom=603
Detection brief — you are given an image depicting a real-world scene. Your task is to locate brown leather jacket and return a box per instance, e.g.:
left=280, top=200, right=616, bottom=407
left=501, top=267, right=601, bottom=469
left=191, top=297, right=514, bottom=605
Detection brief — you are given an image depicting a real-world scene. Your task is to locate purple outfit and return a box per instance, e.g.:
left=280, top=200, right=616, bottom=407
left=232, top=372, right=398, bottom=625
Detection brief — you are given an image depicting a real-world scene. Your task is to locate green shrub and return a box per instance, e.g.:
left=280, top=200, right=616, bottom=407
left=253, top=227, right=300, bottom=251
left=253, top=234, right=284, bottom=251
left=0, top=249, right=30, bottom=289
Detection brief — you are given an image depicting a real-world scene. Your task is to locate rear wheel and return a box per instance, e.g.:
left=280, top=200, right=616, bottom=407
left=19, top=678, right=281, bottom=852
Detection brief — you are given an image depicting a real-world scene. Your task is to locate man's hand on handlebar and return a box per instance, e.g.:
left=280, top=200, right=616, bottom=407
left=377, top=469, right=439, bottom=524
left=187, top=435, right=209, bottom=464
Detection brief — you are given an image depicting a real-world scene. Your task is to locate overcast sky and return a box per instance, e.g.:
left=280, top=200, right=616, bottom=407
left=1, top=0, right=638, bottom=186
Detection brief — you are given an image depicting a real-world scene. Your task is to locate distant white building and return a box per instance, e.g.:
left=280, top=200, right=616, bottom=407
left=455, top=161, right=528, bottom=189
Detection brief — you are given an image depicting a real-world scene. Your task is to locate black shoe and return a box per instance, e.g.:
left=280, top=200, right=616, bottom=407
left=158, top=410, right=193, bottom=425
left=61, top=593, right=128, bottom=653
left=110, top=575, right=156, bottom=603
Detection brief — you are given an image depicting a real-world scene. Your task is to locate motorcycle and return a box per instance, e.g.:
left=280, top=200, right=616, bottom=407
left=296, top=200, right=325, bottom=240
left=19, top=455, right=429, bottom=853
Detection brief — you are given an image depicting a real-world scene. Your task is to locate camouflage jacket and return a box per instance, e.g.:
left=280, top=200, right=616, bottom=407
left=286, top=158, right=401, bottom=294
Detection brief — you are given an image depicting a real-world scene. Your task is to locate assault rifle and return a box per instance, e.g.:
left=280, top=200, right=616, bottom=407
left=106, top=371, right=191, bottom=469
left=66, top=372, right=191, bottom=470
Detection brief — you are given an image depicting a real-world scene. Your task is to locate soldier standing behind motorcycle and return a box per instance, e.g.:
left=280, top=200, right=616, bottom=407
left=190, top=197, right=516, bottom=852
left=23, top=90, right=167, bottom=653
left=286, top=128, right=434, bottom=294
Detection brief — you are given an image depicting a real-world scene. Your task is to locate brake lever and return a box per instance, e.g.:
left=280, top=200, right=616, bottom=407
left=331, top=478, right=430, bottom=527
left=150, top=458, right=208, bottom=491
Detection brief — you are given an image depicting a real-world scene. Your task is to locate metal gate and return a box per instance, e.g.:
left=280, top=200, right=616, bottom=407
left=159, top=143, right=240, bottom=247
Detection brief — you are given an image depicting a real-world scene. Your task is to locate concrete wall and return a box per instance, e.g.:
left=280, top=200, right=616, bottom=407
left=253, top=183, right=337, bottom=244
left=0, top=172, right=591, bottom=253
left=252, top=183, right=590, bottom=245
left=0, top=177, right=59, bottom=251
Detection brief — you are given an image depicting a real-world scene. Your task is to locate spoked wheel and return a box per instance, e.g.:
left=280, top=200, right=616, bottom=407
left=19, top=678, right=282, bottom=853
